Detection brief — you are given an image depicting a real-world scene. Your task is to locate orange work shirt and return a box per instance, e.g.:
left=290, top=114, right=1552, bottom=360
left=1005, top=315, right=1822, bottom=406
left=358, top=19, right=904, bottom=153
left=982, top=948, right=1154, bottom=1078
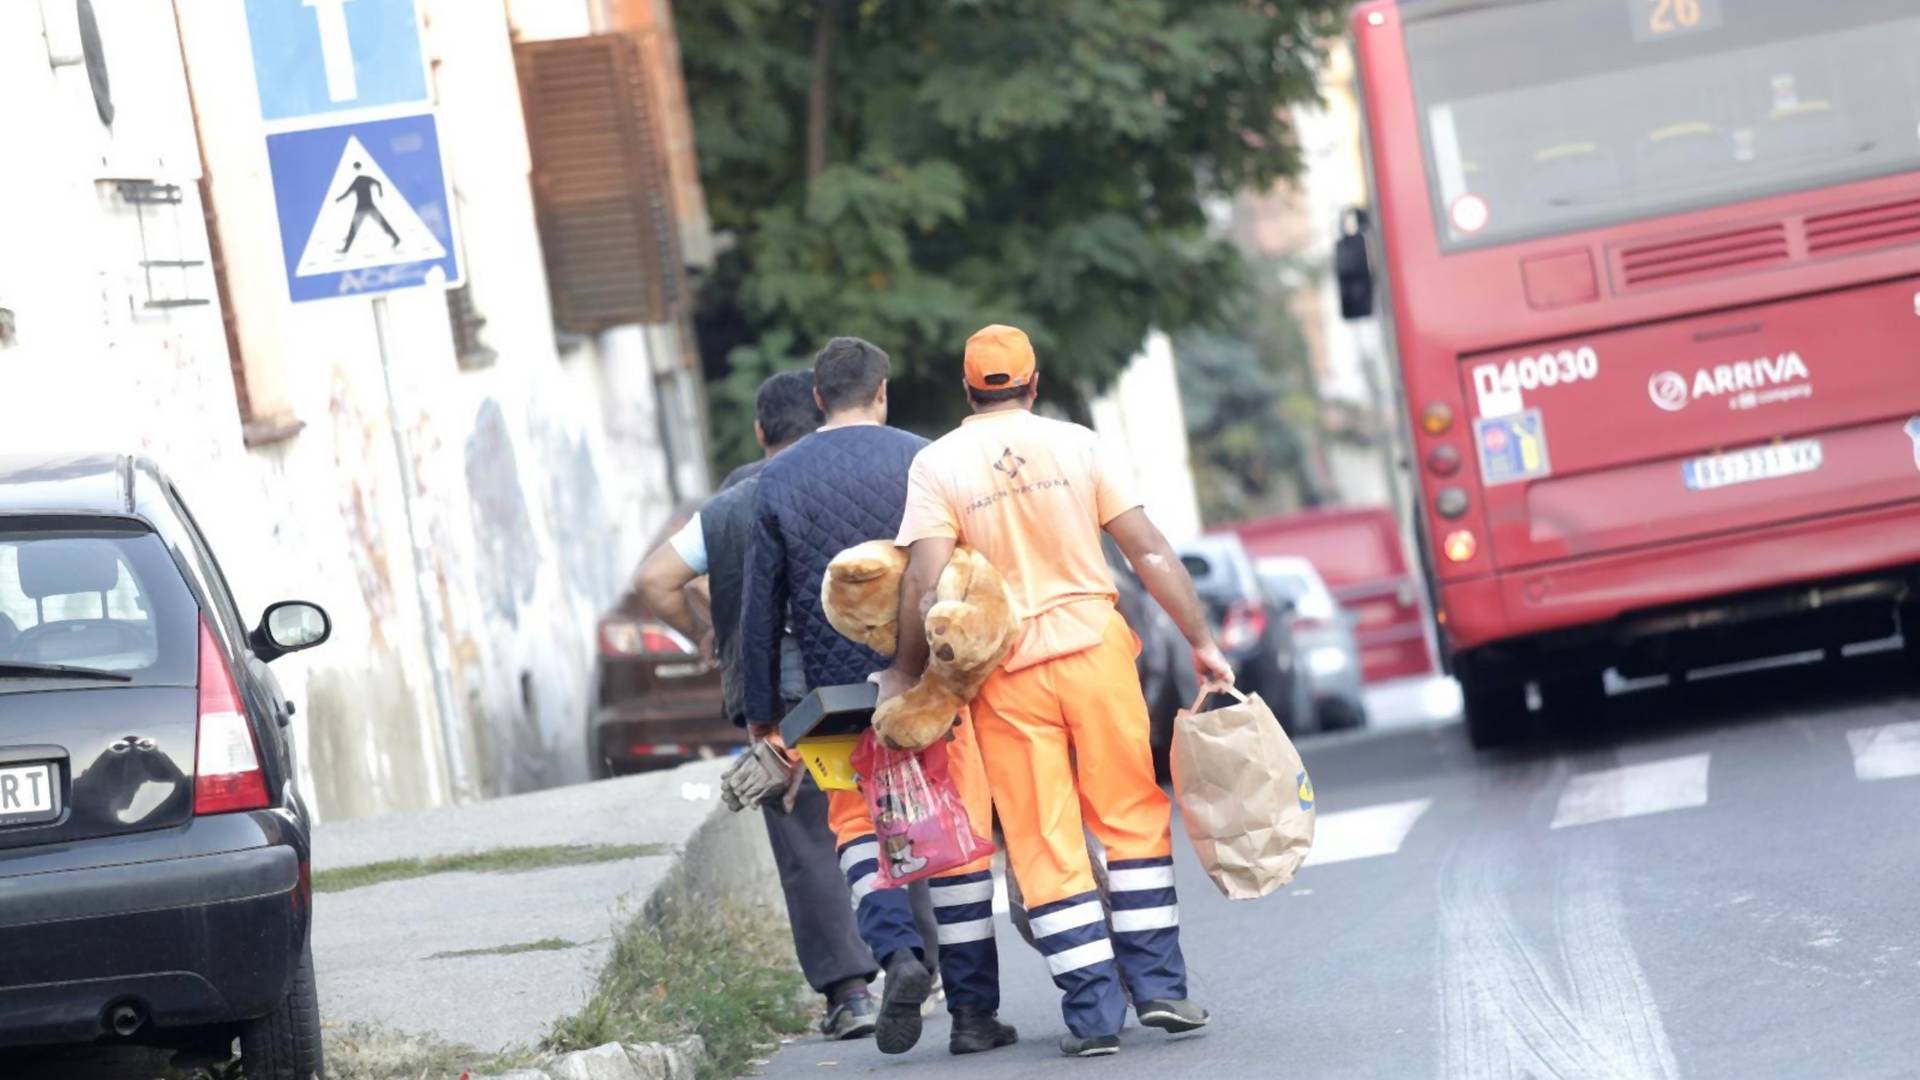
left=896, top=409, right=1140, bottom=672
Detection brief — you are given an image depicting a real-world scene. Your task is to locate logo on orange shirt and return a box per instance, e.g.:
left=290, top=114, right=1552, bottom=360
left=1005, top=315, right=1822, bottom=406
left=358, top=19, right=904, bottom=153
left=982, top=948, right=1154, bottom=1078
left=993, top=448, right=1026, bottom=480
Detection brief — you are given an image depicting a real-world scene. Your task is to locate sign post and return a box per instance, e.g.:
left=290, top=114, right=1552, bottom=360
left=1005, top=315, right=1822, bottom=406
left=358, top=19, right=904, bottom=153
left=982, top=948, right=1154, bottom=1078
left=244, top=0, right=471, bottom=799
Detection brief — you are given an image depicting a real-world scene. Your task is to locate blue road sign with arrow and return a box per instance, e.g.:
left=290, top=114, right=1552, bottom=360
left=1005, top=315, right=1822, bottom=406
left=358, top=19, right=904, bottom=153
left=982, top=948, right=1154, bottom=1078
left=244, top=0, right=430, bottom=122
left=265, top=112, right=462, bottom=301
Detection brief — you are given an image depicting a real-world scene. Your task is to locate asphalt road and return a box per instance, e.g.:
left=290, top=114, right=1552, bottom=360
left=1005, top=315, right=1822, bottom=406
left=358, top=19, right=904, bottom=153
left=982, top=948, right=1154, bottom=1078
left=13, top=653, right=1920, bottom=1080
left=757, top=650, right=1920, bottom=1080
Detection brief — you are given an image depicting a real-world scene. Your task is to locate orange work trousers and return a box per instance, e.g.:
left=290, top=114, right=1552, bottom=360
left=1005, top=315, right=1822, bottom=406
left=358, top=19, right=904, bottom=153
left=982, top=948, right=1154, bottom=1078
left=826, top=706, right=996, bottom=878
left=970, top=611, right=1173, bottom=909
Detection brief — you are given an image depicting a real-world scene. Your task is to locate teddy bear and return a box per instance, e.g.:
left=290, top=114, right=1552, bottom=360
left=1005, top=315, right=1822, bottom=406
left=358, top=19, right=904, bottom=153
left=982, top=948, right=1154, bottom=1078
left=821, top=540, right=1018, bottom=751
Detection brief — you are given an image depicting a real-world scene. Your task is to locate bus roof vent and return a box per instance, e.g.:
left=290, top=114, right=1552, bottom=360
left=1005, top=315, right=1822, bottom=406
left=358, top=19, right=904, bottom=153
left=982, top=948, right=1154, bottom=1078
left=1616, top=223, right=1790, bottom=289
left=1805, top=197, right=1920, bottom=258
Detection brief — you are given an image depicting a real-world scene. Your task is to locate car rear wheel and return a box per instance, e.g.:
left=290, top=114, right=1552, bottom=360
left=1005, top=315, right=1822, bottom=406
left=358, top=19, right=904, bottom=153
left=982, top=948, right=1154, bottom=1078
left=1459, top=656, right=1529, bottom=750
left=1316, top=696, right=1367, bottom=732
left=239, top=943, right=324, bottom=1080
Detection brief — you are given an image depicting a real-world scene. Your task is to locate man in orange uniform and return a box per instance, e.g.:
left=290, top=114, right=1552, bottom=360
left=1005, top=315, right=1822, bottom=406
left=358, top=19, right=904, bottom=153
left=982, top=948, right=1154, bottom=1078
left=877, top=324, right=1236, bottom=1057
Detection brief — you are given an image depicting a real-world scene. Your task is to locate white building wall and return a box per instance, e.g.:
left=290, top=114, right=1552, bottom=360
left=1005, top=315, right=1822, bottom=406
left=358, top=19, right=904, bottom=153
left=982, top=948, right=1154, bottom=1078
left=1090, top=331, right=1203, bottom=545
left=0, top=0, right=698, bottom=820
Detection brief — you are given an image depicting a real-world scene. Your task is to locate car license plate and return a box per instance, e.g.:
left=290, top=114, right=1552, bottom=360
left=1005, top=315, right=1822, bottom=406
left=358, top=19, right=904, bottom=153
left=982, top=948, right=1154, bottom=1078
left=1683, top=439, right=1822, bottom=492
left=0, top=762, right=58, bottom=827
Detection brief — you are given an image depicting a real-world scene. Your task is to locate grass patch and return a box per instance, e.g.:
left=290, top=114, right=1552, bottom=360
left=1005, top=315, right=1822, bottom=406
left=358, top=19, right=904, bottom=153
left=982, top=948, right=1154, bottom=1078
left=314, top=843, right=666, bottom=894
left=428, top=937, right=581, bottom=961
left=547, top=900, right=812, bottom=1080
left=321, top=1023, right=539, bottom=1080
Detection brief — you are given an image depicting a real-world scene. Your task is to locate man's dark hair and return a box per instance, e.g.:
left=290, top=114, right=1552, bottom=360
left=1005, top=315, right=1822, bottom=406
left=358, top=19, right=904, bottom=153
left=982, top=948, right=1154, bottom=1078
left=757, top=370, right=822, bottom=448
left=967, top=381, right=1035, bottom=407
left=812, top=337, right=890, bottom=413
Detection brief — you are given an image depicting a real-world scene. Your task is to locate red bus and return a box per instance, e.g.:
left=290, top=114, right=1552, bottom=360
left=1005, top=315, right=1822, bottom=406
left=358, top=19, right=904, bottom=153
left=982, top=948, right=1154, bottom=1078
left=1234, top=507, right=1437, bottom=685
left=1342, top=0, right=1920, bottom=746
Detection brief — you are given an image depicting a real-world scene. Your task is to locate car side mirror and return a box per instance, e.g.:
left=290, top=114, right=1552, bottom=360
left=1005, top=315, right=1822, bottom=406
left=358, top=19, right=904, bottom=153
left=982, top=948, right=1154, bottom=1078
left=1336, top=207, right=1374, bottom=320
left=252, top=601, right=332, bottom=663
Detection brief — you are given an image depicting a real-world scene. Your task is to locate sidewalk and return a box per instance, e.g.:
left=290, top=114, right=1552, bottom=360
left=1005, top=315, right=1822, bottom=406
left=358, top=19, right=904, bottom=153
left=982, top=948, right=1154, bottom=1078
left=312, top=759, right=775, bottom=1054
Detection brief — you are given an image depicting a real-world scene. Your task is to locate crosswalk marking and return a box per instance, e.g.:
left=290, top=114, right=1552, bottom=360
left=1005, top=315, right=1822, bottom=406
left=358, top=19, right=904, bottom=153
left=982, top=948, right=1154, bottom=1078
left=1551, top=753, right=1710, bottom=830
left=1847, top=722, right=1920, bottom=781
left=1304, top=798, right=1433, bottom=867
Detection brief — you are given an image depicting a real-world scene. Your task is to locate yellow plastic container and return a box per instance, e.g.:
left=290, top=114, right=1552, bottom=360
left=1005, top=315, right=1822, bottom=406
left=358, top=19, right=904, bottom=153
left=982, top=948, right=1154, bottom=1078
left=793, top=734, right=861, bottom=791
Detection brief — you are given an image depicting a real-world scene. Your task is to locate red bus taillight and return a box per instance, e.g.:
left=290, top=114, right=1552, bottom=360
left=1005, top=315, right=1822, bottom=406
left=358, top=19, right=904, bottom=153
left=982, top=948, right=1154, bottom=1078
left=598, top=618, right=694, bottom=658
left=194, top=617, right=270, bottom=815
left=1442, top=530, right=1478, bottom=564
left=1420, top=402, right=1455, bottom=436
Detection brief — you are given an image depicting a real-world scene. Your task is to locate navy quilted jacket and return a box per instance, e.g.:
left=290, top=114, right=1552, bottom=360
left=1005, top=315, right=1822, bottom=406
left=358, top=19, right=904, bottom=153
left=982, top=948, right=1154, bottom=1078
left=740, top=424, right=928, bottom=727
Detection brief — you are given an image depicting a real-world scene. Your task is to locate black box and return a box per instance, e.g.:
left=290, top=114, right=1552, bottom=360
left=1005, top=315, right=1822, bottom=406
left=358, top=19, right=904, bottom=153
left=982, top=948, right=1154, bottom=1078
left=779, top=682, right=878, bottom=746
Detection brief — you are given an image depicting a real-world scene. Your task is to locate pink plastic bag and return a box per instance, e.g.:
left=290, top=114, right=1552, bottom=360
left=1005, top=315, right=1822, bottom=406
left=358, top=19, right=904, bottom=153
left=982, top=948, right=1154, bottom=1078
left=849, top=730, right=992, bottom=888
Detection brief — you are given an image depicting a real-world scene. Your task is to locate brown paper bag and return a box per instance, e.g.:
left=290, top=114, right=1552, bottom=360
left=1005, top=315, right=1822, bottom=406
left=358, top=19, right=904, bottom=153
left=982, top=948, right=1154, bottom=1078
left=1171, top=685, right=1316, bottom=900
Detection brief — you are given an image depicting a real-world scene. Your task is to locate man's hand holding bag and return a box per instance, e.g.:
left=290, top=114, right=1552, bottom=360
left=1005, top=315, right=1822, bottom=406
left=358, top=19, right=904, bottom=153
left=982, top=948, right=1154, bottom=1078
left=1171, top=684, right=1316, bottom=900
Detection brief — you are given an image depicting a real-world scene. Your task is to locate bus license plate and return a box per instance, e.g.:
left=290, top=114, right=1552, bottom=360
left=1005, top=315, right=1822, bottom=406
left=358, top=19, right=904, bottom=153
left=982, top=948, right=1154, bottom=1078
left=0, top=762, right=57, bottom=826
left=1683, top=439, right=1822, bottom=492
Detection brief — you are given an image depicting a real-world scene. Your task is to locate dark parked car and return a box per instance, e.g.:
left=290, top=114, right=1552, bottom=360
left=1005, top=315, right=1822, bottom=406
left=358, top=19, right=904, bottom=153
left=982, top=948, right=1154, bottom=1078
left=1177, top=534, right=1306, bottom=731
left=1103, top=536, right=1199, bottom=778
left=0, top=454, right=331, bottom=1078
left=1256, top=555, right=1367, bottom=731
left=588, top=503, right=744, bottom=778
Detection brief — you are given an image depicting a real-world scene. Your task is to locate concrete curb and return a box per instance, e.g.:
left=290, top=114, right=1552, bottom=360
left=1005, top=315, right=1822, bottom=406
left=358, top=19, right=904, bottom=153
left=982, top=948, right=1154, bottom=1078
left=644, top=779, right=786, bottom=925
left=468, top=1035, right=704, bottom=1080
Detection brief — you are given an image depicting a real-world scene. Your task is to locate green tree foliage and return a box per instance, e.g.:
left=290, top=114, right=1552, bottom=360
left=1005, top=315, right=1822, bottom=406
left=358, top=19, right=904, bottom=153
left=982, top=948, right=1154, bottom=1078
left=680, top=0, right=1346, bottom=470
left=1174, top=254, right=1325, bottom=526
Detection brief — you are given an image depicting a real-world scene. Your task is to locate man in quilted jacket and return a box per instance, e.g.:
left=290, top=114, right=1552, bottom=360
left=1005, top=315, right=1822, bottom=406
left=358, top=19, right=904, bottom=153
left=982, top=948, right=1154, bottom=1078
left=741, top=337, right=1015, bottom=1059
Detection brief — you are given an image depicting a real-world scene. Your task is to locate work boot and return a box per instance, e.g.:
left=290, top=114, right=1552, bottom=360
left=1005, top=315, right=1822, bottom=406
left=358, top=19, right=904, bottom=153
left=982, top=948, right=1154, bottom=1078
left=948, top=1008, right=1018, bottom=1055
left=875, top=951, right=933, bottom=1055
left=1136, top=999, right=1211, bottom=1034
left=1059, top=1033, right=1121, bottom=1058
left=820, top=993, right=878, bottom=1041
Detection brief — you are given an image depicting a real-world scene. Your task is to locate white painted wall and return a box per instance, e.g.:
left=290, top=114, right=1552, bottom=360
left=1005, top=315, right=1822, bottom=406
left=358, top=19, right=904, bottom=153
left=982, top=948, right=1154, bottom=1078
left=0, top=0, right=701, bottom=820
left=1090, top=331, right=1203, bottom=545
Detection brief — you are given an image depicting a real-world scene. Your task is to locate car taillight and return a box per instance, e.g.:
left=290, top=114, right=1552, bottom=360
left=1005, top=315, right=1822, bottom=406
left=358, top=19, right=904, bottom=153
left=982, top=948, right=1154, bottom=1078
left=1220, top=601, right=1268, bottom=653
left=598, top=618, right=695, bottom=658
left=194, top=617, right=269, bottom=815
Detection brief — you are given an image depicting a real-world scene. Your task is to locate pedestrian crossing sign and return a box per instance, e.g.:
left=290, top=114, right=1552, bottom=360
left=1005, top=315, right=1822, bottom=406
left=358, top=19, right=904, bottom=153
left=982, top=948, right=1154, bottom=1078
left=264, top=112, right=462, bottom=302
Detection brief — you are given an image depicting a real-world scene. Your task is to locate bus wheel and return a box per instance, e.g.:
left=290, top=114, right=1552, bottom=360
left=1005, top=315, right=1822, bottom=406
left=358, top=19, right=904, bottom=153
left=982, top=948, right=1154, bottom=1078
left=1902, top=603, right=1920, bottom=669
left=1459, top=659, right=1529, bottom=749
left=1538, top=671, right=1606, bottom=740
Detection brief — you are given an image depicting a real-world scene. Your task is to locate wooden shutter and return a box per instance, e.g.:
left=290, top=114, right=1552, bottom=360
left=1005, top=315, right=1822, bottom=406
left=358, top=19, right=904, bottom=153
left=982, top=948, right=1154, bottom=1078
left=515, top=34, right=684, bottom=332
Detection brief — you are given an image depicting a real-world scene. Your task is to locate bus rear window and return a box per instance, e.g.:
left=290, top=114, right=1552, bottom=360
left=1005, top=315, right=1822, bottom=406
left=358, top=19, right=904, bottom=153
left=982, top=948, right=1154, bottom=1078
left=1404, top=0, right=1920, bottom=249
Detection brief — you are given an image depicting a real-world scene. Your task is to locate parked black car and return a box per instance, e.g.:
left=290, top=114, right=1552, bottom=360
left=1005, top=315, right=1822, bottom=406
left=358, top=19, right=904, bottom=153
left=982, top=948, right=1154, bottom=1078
left=587, top=501, right=744, bottom=778
left=0, top=454, right=330, bottom=1079
left=1103, top=536, right=1199, bottom=779
left=1177, top=534, right=1305, bottom=731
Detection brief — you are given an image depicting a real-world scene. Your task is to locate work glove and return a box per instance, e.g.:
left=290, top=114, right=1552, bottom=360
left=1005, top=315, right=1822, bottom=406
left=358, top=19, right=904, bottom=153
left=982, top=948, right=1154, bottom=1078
left=721, top=739, right=802, bottom=813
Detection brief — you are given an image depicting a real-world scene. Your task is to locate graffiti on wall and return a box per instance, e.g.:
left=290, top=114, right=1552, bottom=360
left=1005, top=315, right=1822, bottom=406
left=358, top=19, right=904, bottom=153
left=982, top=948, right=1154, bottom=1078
left=464, top=398, right=540, bottom=627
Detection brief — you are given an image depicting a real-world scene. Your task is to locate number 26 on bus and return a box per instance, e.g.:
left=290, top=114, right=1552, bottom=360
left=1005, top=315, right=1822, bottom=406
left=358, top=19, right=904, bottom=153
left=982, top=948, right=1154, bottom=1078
left=1638, top=0, right=1722, bottom=40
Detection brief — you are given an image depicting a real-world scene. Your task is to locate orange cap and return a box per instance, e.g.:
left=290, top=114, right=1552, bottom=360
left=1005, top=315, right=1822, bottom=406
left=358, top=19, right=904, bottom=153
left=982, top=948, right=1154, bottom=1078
left=964, top=324, right=1036, bottom=391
